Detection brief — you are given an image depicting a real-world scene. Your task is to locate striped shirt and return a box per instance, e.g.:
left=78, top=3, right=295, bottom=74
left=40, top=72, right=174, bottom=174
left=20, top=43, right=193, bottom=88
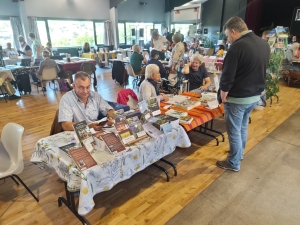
left=58, top=90, right=113, bottom=124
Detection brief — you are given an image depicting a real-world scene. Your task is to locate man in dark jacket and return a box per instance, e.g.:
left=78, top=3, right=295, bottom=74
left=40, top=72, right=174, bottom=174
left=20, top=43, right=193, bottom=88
left=147, top=49, right=167, bottom=78
left=216, top=17, right=270, bottom=172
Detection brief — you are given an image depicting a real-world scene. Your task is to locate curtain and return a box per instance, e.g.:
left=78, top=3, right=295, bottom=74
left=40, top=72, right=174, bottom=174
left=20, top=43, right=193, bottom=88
left=10, top=17, right=24, bottom=50
left=28, top=17, right=41, bottom=43
left=103, top=20, right=115, bottom=48
left=244, top=0, right=262, bottom=35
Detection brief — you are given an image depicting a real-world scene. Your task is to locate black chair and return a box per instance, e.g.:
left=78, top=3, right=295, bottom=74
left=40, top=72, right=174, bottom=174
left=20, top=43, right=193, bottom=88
left=20, top=58, right=31, bottom=66
left=80, top=62, right=97, bottom=87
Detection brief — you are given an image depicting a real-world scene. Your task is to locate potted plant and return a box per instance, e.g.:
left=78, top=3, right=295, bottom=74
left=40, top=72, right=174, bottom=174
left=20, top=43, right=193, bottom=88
left=265, top=50, right=284, bottom=106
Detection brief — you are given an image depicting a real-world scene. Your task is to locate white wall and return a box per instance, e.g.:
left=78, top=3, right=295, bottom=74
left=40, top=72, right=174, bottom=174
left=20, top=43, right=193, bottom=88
left=0, top=0, right=19, bottom=16
left=118, top=0, right=165, bottom=22
left=171, top=4, right=201, bottom=23
left=24, top=0, right=110, bottom=20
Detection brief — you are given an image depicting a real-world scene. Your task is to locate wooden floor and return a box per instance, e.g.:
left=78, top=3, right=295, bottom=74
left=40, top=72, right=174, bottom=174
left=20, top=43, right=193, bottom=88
left=0, top=68, right=300, bottom=225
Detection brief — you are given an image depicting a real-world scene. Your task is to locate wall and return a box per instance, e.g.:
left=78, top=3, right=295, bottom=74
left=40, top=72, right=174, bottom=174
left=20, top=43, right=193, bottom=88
left=24, top=0, right=110, bottom=20
left=118, top=0, right=165, bottom=22
left=223, top=0, right=247, bottom=24
left=0, top=0, right=19, bottom=16
left=171, top=4, right=201, bottom=23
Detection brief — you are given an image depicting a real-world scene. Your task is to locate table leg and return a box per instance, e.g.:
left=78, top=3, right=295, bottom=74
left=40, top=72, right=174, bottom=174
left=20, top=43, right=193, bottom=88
left=58, top=182, right=89, bottom=225
left=193, top=123, right=220, bottom=146
left=152, top=163, right=170, bottom=182
left=160, top=158, right=177, bottom=176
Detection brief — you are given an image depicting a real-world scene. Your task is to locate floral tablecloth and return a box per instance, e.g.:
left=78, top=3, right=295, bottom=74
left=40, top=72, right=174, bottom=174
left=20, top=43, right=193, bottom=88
left=30, top=125, right=190, bottom=216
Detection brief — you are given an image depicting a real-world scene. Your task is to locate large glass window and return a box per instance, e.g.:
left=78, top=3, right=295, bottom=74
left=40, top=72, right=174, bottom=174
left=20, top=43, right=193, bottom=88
left=0, top=20, right=14, bottom=48
left=37, top=20, right=48, bottom=47
left=125, top=22, right=153, bottom=46
left=48, top=20, right=95, bottom=47
left=95, top=22, right=104, bottom=45
left=172, top=23, right=193, bottom=39
left=154, top=24, right=162, bottom=35
left=118, top=23, right=125, bottom=44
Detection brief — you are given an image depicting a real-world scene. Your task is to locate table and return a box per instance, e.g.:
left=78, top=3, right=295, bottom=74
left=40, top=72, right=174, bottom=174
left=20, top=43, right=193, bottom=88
left=0, top=67, right=15, bottom=81
left=57, top=59, right=96, bottom=75
left=82, top=52, right=117, bottom=60
left=3, top=56, right=32, bottom=66
left=30, top=126, right=190, bottom=217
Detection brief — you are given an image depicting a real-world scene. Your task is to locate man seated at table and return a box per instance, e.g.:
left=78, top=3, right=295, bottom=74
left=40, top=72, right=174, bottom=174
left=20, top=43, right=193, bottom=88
left=138, top=64, right=169, bottom=102
left=0, top=73, right=21, bottom=100
left=182, top=54, right=211, bottom=91
left=147, top=49, right=167, bottom=78
left=59, top=71, right=115, bottom=131
left=36, top=50, right=60, bottom=91
left=130, top=44, right=147, bottom=86
left=3, top=42, right=18, bottom=57
left=18, top=35, right=32, bottom=57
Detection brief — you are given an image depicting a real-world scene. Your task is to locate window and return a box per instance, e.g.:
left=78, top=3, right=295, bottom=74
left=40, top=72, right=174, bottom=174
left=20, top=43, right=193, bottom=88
left=172, top=24, right=192, bottom=39
left=95, top=22, right=104, bottom=45
left=37, top=20, right=48, bottom=47
left=154, top=24, right=162, bottom=35
left=0, top=20, right=14, bottom=48
left=118, top=23, right=125, bottom=44
left=125, top=22, right=153, bottom=46
left=48, top=20, right=95, bottom=47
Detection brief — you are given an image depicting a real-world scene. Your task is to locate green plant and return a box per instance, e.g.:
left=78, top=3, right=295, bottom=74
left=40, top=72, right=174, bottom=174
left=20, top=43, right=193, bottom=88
left=202, top=37, right=214, bottom=48
left=218, top=31, right=226, bottom=40
left=265, top=50, right=284, bottom=105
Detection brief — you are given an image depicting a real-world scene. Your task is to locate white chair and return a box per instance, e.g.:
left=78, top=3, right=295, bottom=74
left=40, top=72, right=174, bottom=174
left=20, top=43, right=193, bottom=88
left=126, top=64, right=144, bottom=89
left=0, top=123, right=39, bottom=202
left=40, top=67, right=58, bottom=95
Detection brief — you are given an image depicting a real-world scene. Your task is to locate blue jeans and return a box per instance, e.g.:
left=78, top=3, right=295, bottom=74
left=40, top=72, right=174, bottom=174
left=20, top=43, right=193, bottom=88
left=224, top=101, right=257, bottom=170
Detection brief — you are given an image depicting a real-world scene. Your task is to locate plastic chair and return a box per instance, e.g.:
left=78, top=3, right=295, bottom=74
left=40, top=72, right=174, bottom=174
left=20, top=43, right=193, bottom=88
left=80, top=62, right=97, bottom=87
left=126, top=64, right=144, bottom=89
left=39, top=67, right=59, bottom=96
left=0, top=123, right=39, bottom=202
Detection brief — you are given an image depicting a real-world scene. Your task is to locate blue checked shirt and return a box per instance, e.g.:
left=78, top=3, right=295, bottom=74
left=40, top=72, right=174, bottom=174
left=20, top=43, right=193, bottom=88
left=58, top=90, right=113, bottom=124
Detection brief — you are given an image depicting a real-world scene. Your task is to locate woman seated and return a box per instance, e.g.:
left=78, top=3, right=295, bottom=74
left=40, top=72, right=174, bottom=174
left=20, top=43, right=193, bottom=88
left=44, top=42, right=53, bottom=56
left=216, top=44, right=225, bottom=57
left=286, top=43, right=300, bottom=63
left=82, top=42, right=91, bottom=53
left=138, top=64, right=169, bottom=102
left=182, top=54, right=211, bottom=91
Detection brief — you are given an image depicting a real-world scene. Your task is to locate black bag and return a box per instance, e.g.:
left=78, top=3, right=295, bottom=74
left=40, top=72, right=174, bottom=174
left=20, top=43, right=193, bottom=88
left=217, top=88, right=222, bottom=104
left=17, top=74, right=31, bottom=94
left=112, top=61, right=128, bottom=85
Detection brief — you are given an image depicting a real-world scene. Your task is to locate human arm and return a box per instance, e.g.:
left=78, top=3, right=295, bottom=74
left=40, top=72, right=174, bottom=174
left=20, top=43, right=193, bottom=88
left=181, top=62, right=191, bottom=74
left=200, top=77, right=211, bottom=90
left=162, top=40, right=171, bottom=53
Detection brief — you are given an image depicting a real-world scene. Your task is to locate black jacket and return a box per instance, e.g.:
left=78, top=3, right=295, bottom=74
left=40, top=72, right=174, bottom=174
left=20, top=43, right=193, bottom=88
left=220, top=32, right=270, bottom=98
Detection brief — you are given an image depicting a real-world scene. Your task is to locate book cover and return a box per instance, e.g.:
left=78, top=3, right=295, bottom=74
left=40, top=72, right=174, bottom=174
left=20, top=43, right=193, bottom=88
left=114, top=120, right=136, bottom=145
left=138, top=100, right=151, bottom=122
left=59, top=142, right=77, bottom=157
left=142, top=122, right=163, bottom=138
left=147, top=97, right=161, bottom=116
left=100, top=132, right=126, bottom=154
left=166, top=95, right=190, bottom=105
left=165, top=109, right=188, bottom=117
left=69, top=146, right=97, bottom=171
left=114, top=109, right=126, bottom=122
left=275, top=27, right=289, bottom=38
left=175, top=99, right=201, bottom=110
left=154, top=114, right=179, bottom=129
left=126, top=116, right=147, bottom=139
left=179, top=116, right=194, bottom=124
left=73, top=121, right=95, bottom=152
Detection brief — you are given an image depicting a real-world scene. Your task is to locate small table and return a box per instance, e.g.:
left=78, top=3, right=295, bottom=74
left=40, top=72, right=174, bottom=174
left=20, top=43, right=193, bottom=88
left=3, top=56, right=32, bottom=66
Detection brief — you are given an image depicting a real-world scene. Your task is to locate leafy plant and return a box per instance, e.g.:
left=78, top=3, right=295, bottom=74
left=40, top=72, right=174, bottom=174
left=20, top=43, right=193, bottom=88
left=218, top=31, right=226, bottom=40
left=265, top=50, right=284, bottom=105
left=202, top=37, right=214, bottom=48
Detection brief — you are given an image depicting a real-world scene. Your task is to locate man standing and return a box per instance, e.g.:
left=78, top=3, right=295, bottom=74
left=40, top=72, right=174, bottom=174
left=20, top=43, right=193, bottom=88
left=28, top=33, right=42, bottom=58
left=151, top=30, right=170, bottom=60
left=216, top=17, right=270, bottom=172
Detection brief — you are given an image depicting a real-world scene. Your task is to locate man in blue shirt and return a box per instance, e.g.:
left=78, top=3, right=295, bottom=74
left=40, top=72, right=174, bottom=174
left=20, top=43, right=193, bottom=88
left=147, top=49, right=167, bottom=78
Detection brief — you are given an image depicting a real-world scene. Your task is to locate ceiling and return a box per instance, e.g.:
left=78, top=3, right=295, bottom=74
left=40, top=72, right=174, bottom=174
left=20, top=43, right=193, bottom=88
left=181, top=0, right=207, bottom=7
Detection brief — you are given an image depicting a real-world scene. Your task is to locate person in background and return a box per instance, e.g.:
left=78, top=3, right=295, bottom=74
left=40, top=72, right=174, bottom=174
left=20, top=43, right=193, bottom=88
left=216, top=44, right=225, bottom=57
left=167, top=28, right=175, bottom=46
left=176, top=31, right=184, bottom=44
left=82, top=42, right=90, bottom=53
left=18, top=35, right=32, bottom=57
left=59, top=72, right=115, bottom=131
left=36, top=50, right=60, bottom=91
left=183, top=42, right=189, bottom=63
left=291, top=36, right=297, bottom=44
left=286, top=42, right=300, bottom=63
left=217, top=17, right=270, bottom=172
left=3, top=42, right=18, bottom=57
left=151, top=30, right=170, bottom=60
left=28, top=32, right=42, bottom=58
left=44, top=42, right=53, bottom=56
left=169, top=33, right=185, bottom=73
left=182, top=54, right=211, bottom=91
left=147, top=49, right=167, bottom=78
left=138, top=64, right=169, bottom=102
left=163, top=27, right=169, bottom=38
left=0, top=73, right=21, bottom=100
left=185, top=31, right=193, bottom=45
left=190, top=40, right=201, bottom=54
left=261, top=30, right=270, bottom=41
left=130, top=44, right=147, bottom=75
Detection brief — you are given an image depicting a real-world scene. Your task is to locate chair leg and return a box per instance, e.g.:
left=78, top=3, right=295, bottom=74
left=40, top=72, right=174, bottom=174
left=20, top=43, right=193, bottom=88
left=93, top=72, right=97, bottom=87
left=12, top=174, right=39, bottom=202
left=10, top=176, right=19, bottom=185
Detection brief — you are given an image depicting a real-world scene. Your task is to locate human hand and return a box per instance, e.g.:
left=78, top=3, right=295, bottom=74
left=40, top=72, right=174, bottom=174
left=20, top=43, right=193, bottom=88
left=106, top=116, right=115, bottom=126
left=199, top=86, right=207, bottom=91
left=161, top=49, right=166, bottom=53
left=90, top=123, right=105, bottom=131
left=162, top=95, right=169, bottom=101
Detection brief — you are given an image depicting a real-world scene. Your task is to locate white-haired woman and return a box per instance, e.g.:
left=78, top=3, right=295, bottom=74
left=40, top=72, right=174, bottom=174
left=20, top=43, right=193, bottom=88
left=286, top=42, right=300, bottom=63
left=138, top=64, right=169, bottom=102
left=182, top=54, right=211, bottom=91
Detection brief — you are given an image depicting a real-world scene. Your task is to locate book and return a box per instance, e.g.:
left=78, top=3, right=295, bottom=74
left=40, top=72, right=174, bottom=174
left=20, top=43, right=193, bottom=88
left=166, top=95, right=190, bottom=105
left=73, top=121, right=95, bottom=152
left=275, top=27, right=289, bottom=38
left=165, top=109, right=188, bottom=117
left=179, top=116, right=194, bottom=124
left=175, top=99, right=201, bottom=110
left=126, top=116, right=147, bottom=139
left=58, top=142, right=77, bottom=165
left=266, top=28, right=276, bottom=38
left=114, top=120, right=136, bottom=145
left=69, top=146, right=97, bottom=171
left=147, top=97, right=161, bottom=116
left=138, top=100, right=151, bottom=123
left=152, top=114, right=179, bottom=131
left=100, top=132, right=126, bottom=155
left=114, top=109, right=126, bottom=123
left=142, top=122, right=163, bottom=138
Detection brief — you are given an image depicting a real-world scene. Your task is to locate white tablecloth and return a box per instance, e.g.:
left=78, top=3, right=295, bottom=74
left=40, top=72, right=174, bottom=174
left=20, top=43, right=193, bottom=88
left=3, top=56, right=32, bottom=66
left=30, top=126, right=191, bottom=216
left=0, top=67, right=15, bottom=81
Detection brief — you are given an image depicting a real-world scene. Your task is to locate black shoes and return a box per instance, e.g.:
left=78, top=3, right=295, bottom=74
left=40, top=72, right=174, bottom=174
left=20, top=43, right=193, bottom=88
left=216, top=160, right=239, bottom=172
left=9, top=94, right=21, bottom=100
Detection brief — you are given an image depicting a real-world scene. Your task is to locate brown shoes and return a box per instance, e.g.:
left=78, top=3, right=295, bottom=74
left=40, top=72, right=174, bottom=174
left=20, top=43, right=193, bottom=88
left=216, top=160, right=239, bottom=172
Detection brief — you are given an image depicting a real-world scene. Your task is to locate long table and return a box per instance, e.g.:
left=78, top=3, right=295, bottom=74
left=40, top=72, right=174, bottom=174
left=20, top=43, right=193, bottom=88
left=30, top=126, right=190, bottom=220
